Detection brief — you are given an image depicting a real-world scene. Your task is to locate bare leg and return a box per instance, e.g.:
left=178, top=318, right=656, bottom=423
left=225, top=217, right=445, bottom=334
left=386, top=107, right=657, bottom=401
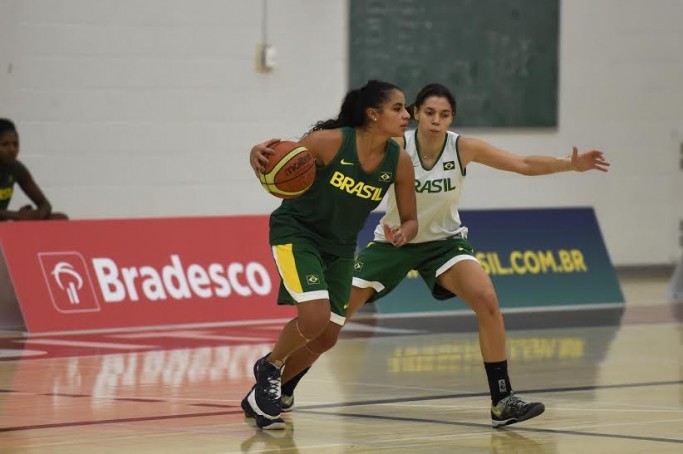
left=436, top=259, right=506, bottom=361
left=281, top=286, right=375, bottom=382
left=438, top=258, right=546, bottom=424
left=269, top=299, right=331, bottom=364
left=281, top=322, right=341, bottom=383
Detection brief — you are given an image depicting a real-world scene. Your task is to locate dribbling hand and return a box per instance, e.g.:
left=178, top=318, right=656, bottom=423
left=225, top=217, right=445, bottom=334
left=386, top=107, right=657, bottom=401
left=250, top=138, right=280, bottom=174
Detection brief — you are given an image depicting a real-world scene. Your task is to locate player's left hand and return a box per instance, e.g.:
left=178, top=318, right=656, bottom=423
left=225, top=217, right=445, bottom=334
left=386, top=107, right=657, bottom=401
left=571, top=146, right=610, bottom=172
left=383, top=223, right=408, bottom=247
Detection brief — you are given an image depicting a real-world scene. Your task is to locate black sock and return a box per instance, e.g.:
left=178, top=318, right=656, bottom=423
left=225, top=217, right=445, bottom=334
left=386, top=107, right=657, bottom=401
left=484, top=360, right=512, bottom=405
left=281, top=367, right=310, bottom=396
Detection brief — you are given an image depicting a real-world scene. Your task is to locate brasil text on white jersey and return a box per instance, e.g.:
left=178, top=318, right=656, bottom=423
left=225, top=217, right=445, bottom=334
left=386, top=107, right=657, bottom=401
left=374, top=130, right=467, bottom=243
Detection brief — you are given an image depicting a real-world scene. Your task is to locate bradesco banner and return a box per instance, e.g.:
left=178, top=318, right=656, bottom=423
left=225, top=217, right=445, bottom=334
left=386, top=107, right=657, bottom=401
left=357, top=207, right=624, bottom=313
left=0, top=216, right=293, bottom=333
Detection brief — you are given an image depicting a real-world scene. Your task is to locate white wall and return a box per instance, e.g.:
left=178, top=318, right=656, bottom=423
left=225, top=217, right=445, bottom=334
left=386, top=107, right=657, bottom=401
left=1, top=0, right=681, bottom=266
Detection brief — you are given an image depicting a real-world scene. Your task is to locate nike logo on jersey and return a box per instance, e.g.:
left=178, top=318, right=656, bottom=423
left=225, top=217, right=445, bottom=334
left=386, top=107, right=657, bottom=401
left=340, top=159, right=354, bottom=165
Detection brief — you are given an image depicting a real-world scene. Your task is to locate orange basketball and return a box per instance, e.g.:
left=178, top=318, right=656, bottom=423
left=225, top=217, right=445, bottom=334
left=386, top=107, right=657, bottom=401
left=258, top=141, right=316, bottom=199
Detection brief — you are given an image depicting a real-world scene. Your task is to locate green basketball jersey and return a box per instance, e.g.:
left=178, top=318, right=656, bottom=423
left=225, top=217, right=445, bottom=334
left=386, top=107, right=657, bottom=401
left=269, top=127, right=400, bottom=257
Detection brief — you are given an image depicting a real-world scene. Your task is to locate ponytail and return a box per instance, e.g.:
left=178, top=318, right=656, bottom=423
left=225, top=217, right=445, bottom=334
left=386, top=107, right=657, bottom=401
left=307, top=80, right=401, bottom=134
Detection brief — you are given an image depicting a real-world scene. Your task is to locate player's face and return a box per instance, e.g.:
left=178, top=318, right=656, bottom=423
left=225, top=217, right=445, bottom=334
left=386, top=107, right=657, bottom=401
left=375, top=89, right=410, bottom=137
left=0, top=131, right=19, bottom=166
left=414, top=96, right=454, bottom=137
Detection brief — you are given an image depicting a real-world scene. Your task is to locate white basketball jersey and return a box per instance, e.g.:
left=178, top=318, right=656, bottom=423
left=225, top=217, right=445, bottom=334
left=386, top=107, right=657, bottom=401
left=374, top=130, right=467, bottom=243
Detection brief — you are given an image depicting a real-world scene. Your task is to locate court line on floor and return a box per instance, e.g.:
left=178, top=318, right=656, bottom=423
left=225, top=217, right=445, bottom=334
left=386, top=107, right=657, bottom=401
left=297, top=410, right=683, bottom=445
left=292, top=379, right=683, bottom=412
left=0, top=409, right=244, bottom=433
left=1, top=379, right=681, bottom=435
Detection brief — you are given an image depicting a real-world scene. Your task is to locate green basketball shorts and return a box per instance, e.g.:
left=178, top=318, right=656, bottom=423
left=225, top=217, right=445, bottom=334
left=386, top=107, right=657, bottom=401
left=352, top=237, right=478, bottom=303
left=272, top=242, right=353, bottom=325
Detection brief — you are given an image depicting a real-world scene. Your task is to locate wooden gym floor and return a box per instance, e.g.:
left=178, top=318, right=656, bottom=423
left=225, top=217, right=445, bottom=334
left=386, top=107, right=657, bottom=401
left=1, top=272, right=681, bottom=453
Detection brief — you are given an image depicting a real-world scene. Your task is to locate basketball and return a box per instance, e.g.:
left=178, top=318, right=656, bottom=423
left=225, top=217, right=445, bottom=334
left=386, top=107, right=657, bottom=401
left=258, top=141, right=316, bottom=199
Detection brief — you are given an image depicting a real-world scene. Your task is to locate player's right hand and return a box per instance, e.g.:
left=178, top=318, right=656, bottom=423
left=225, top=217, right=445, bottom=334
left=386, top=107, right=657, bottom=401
left=250, top=138, right=280, bottom=174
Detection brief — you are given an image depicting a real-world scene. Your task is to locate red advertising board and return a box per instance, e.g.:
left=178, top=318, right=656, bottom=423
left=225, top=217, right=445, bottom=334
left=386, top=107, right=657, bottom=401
left=0, top=216, right=294, bottom=333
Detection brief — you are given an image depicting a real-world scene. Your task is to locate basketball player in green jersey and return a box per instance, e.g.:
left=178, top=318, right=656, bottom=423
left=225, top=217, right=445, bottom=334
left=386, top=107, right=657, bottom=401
left=0, top=118, right=68, bottom=221
left=278, top=83, right=610, bottom=428
left=242, top=80, right=418, bottom=429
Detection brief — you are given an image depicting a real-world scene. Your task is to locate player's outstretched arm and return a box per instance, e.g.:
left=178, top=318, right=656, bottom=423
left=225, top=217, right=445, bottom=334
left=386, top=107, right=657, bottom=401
left=460, top=137, right=610, bottom=176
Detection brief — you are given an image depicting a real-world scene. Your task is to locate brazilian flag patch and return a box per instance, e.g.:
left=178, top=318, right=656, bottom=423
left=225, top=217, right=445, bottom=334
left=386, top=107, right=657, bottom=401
left=378, top=171, right=393, bottom=182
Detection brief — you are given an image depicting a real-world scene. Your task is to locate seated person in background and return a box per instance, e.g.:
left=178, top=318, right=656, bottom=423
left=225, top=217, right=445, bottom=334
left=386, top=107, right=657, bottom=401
left=0, top=118, right=68, bottom=221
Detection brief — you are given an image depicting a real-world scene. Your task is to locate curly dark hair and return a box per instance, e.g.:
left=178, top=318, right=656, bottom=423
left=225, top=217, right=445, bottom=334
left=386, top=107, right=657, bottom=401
left=307, top=80, right=402, bottom=134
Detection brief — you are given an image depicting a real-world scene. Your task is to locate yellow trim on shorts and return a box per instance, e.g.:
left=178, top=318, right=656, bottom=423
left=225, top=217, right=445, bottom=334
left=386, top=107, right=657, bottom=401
left=273, top=244, right=303, bottom=293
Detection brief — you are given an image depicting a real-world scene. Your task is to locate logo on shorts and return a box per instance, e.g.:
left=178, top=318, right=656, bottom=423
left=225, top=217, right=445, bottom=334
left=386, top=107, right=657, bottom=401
left=443, top=161, right=455, bottom=170
left=353, top=261, right=364, bottom=271
left=306, top=274, right=320, bottom=285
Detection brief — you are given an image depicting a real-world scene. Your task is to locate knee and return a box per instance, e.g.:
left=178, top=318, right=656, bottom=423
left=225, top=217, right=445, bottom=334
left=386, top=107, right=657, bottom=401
left=311, top=326, right=340, bottom=353
left=297, top=306, right=332, bottom=340
left=470, top=288, right=500, bottom=318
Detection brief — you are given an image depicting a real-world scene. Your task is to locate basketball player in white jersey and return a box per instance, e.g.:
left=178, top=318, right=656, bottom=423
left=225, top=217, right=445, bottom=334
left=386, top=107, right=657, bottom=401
left=270, top=83, right=610, bottom=427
